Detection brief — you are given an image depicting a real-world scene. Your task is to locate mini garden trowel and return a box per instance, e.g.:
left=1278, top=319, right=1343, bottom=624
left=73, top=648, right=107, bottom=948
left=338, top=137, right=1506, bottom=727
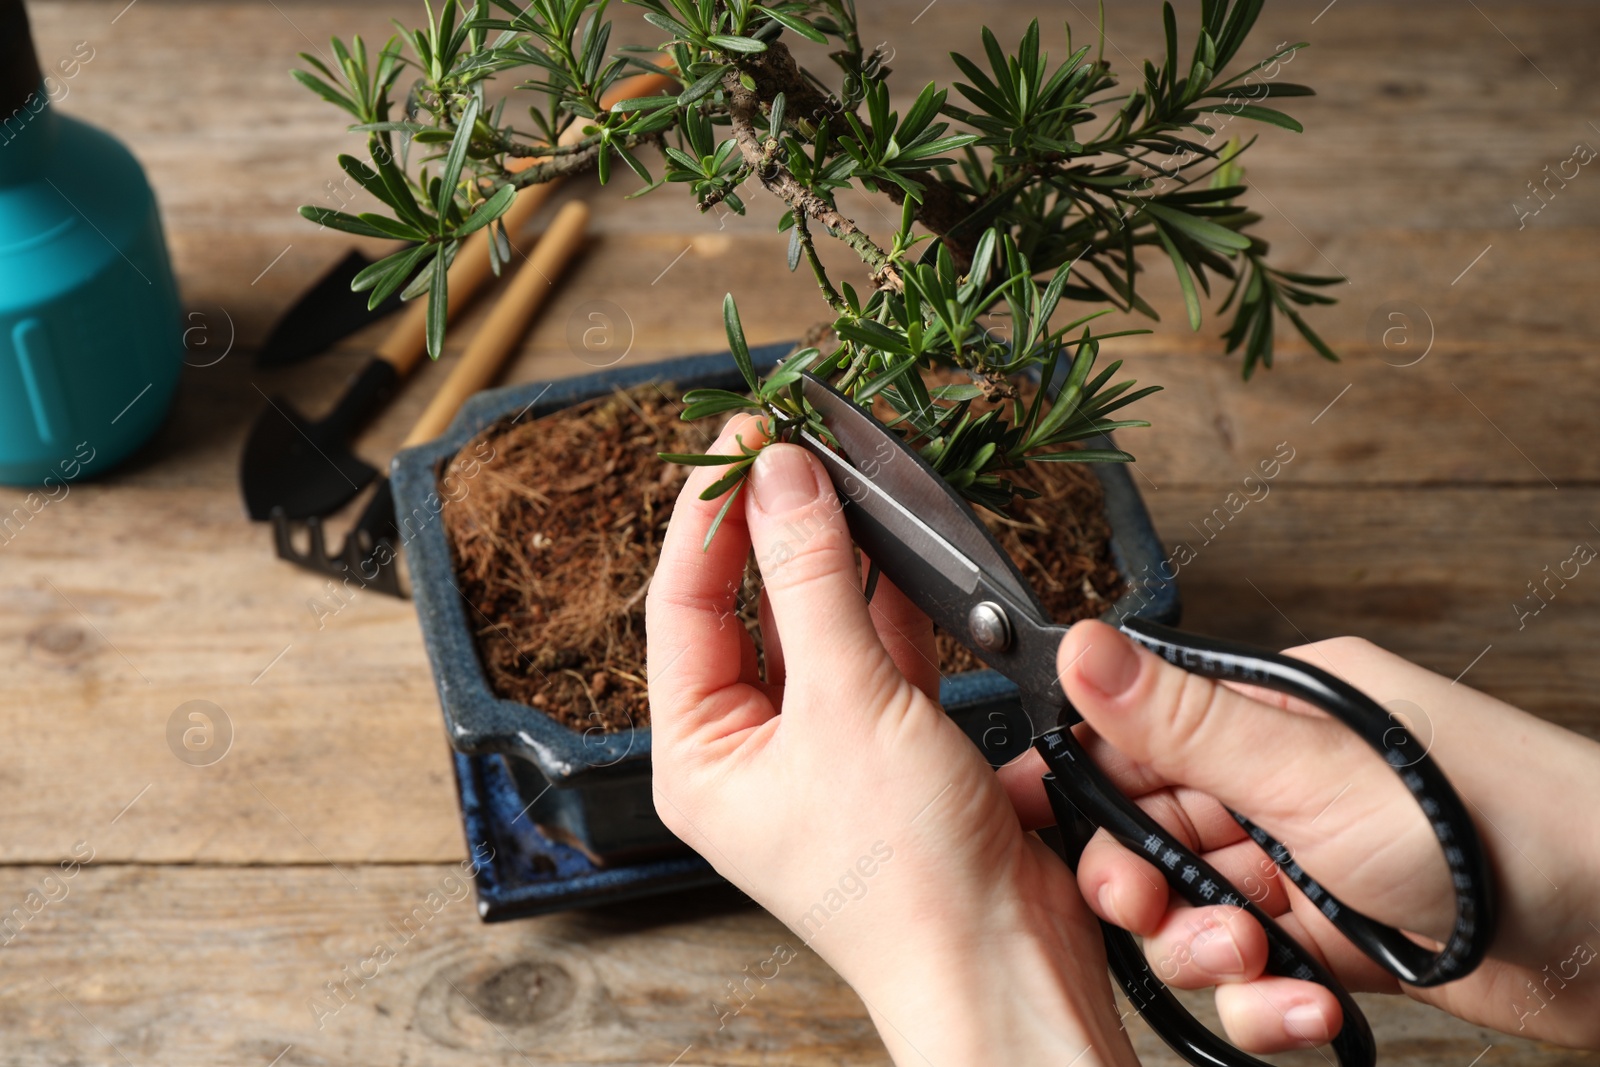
left=255, top=249, right=406, bottom=368
left=270, top=199, right=591, bottom=596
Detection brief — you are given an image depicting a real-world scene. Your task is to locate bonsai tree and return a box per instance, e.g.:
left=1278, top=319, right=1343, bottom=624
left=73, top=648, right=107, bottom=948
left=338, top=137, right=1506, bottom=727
left=295, top=0, right=1338, bottom=536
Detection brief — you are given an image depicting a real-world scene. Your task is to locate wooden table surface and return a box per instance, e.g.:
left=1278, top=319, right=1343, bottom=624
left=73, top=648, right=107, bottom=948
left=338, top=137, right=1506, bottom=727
left=4, top=1, right=1598, bottom=1063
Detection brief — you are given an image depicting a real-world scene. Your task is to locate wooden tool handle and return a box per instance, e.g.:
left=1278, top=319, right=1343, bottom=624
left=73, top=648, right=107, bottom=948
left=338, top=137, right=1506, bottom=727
left=400, top=199, right=591, bottom=449
left=373, top=70, right=672, bottom=378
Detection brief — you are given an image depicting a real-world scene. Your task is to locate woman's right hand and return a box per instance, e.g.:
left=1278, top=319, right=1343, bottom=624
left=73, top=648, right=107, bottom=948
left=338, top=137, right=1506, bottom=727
left=999, top=620, right=1600, bottom=1051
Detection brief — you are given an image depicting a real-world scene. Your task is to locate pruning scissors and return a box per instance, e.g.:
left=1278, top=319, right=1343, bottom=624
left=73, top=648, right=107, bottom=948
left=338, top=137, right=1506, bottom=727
left=792, top=373, right=1496, bottom=1067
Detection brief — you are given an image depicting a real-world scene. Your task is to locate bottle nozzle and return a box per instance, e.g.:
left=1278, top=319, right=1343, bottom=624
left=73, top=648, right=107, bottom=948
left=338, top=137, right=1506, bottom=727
left=0, top=1, right=44, bottom=118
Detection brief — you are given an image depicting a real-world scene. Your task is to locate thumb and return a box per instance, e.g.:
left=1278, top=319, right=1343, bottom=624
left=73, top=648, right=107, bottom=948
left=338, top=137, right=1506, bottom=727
left=1059, top=620, right=1375, bottom=824
left=1058, top=620, right=1443, bottom=931
left=744, top=443, right=903, bottom=708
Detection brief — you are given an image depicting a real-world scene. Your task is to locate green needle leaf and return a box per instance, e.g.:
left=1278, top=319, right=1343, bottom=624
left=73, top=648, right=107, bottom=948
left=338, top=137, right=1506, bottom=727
left=701, top=476, right=748, bottom=552
left=455, top=183, right=516, bottom=238
left=708, top=34, right=768, bottom=54
left=723, top=294, right=759, bottom=393
left=435, top=95, right=482, bottom=222
left=291, top=69, right=357, bottom=116
left=352, top=242, right=431, bottom=311
left=425, top=250, right=449, bottom=359
left=1155, top=224, right=1203, bottom=331
left=678, top=67, right=730, bottom=105
left=756, top=6, right=828, bottom=43
left=298, top=205, right=396, bottom=239
left=660, top=452, right=750, bottom=465
left=1142, top=202, right=1253, bottom=252
left=699, top=459, right=754, bottom=500
left=1199, top=103, right=1304, bottom=132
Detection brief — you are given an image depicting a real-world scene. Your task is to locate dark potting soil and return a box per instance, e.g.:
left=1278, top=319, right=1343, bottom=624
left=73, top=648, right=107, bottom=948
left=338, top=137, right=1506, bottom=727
left=441, top=382, right=1124, bottom=733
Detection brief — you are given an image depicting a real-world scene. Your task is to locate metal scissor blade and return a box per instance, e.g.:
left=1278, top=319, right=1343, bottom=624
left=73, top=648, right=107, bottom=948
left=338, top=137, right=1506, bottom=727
left=798, top=427, right=980, bottom=593
left=796, top=373, right=1045, bottom=617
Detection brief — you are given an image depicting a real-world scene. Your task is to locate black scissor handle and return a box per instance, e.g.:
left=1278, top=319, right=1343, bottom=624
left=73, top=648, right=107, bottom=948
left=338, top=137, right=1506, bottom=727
left=1117, top=618, right=1496, bottom=987
left=1037, top=731, right=1376, bottom=1067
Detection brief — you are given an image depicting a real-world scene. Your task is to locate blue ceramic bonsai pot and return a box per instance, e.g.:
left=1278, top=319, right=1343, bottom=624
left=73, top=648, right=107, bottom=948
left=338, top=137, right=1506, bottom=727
left=392, top=344, right=1179, bottom=879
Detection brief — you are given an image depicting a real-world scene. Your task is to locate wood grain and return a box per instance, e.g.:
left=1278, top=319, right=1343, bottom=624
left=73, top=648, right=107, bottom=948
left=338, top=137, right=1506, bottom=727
left=5, top=1, right=1600, bottom=1063
left=0, top=865, right=1577, bottom=1067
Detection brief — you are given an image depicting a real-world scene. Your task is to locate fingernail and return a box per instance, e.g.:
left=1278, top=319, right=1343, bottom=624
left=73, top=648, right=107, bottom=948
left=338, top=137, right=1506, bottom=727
left=1191, top=926, right=1246, bottom=977
left=1284, top=1004, right=1334, bottom=1045
left=1077, top=629, right=1140, bottom=698
left=1096, top=885, right=1122, bottom=927
left=751, top=445, right=819, bottom=514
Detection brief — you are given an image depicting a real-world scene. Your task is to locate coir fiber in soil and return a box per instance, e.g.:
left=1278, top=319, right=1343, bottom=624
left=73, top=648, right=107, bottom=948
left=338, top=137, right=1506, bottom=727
left=441, top=383, right=1124, bottom=733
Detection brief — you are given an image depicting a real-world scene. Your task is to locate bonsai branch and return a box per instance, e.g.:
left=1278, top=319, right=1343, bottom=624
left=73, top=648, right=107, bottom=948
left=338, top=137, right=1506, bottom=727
left=729, top=39, right=841, bottom=132
left=731, top=39, right=979, bottom=266
left=724, top=70, right=903, bottom=293
left=695, top=165, right=753, bottom=212
left=501, top=136, right=603, bottom=158
left=499, top=132, right=661, bottom=188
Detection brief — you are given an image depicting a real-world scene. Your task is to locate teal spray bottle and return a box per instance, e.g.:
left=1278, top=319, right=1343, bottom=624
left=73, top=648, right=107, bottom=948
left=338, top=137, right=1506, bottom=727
left=0, top=0, right=183, bottom=485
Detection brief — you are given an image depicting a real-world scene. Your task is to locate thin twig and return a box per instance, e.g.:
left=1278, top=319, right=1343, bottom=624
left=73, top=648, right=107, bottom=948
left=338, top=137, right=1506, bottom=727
left=794, top=213, right=847, bottom=313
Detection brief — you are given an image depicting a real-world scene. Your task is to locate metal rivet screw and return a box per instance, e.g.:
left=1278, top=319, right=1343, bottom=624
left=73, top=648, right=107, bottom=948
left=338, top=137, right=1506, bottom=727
left=968, top=601, right=1012, bottom=653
